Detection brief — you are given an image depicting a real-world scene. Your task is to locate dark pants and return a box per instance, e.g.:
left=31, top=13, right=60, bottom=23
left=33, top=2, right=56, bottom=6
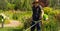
left=31, top=21, right=41, bottom=31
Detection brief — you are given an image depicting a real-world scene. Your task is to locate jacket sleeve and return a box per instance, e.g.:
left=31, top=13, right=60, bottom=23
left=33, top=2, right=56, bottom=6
left=39, top=5, right=44, bottom=18
left=41, top=10, right=44, bottom=18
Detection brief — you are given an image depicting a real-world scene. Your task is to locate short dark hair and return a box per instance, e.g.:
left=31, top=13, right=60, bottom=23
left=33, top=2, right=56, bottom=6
left=32, top=1, right=39, bottom=4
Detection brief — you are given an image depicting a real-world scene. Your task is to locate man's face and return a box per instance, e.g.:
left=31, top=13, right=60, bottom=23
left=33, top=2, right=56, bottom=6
left=35, top=3, right=39, bottom=7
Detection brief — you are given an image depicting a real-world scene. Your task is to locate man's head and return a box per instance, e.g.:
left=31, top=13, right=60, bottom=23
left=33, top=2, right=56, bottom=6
left=32, top=0, right=39, bottom=7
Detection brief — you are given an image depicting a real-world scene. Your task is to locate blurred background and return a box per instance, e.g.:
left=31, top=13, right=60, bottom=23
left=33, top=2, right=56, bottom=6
left=0, top=0, right=60, bottom=31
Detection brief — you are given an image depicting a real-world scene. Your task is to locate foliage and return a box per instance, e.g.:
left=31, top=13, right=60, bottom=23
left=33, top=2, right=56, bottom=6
left=22, top=7, right=59, bottom=31
left=0, top=0, right=60, bottom=31
left=0, top=15, right=4, bottom=23
left=0, top=0, right=32, bottom=10
left=4, top=19, right=11, bottom=24
left=42, top=7, right=60, bottom=31
left=12, top=13, right=18, bottom=20
left=55, top=14, right=60, bottom=21
left=0, top=0, right=60, bottom=10
left=0, top=9, right=59, bottom=31
left=0, top=0, right=7, bottom=10
left=43, top=7, right=53, bottom=14
left=0, top=27, right=23, bottom=31
left=7, top=3, right=15, bottom=10
left=43, top=7, right=60, bottom=15
left=49, top=0, right=56, bottom=7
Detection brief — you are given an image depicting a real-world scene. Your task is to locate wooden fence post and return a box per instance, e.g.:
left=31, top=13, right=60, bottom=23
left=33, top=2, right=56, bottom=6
left=2, top=19, right=4, bottom=28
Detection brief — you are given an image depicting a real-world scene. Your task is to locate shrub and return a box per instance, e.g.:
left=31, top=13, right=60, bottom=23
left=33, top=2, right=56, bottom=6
left=7, top=3, right=15, bottom=10
left=42, top=16, right=58, bottom=31
left=4, top=19, right=11, bottom=24
left=43, top=7, right=60, bottom=16
left=12, top=13, right=18, bottom=20
left=55, top=14, right=60, bottom=22
left=0, top=15, right=4, bottom=23
left=43, top=7, right=53, bottom=14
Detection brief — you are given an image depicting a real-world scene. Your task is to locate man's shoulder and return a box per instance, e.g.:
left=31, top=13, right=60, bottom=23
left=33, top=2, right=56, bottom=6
left=39, top=5, right=43, bottom=10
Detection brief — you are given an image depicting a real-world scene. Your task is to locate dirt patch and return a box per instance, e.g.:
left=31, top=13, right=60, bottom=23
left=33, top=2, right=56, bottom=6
left=0, top=20, right=22, bottom=27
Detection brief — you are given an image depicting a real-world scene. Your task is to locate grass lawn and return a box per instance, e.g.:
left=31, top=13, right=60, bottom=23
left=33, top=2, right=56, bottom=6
left=0, top=27, right=23, bottom=31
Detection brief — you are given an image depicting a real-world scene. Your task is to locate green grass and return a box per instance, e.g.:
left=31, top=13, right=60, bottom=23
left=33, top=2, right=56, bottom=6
left=0, top=27, right=23, bottom=31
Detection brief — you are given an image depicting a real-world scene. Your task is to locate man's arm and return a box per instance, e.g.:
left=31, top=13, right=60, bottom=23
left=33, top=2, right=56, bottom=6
left=39, top=5, right=44, bottom=19
left=41, top=10, right=44, bottom=18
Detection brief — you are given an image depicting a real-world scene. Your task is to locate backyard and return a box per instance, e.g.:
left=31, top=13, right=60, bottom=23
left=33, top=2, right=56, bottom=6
left=0, top=0, right=60, bottom=31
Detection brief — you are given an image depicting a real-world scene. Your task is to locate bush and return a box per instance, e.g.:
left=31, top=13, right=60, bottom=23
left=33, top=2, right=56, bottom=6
left=12, top=13, right=18, bottom=20
left=43, top=7, right=53, bottom=14
left=43, top=7, right=60, bottom=16
left=55, top=14, right=60, bottom=22
left=7, top=3, right=15, bottom=10
left=4, top=19, right=11, bottom=24
left=42, top=16, right=58, bottom=31
left=0, top=15, right=4, bottom=23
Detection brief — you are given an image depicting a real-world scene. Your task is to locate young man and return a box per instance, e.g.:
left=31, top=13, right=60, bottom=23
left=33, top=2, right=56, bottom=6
left=31, top=0, right=44, bottom=31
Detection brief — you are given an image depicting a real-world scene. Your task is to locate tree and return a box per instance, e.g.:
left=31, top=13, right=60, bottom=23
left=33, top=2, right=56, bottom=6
left=0, top=0, right=7, bottom=10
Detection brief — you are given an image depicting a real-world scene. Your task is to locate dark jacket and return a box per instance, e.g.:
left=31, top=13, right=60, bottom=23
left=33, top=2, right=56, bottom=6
left=32, top=5, right=41, bottom=21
